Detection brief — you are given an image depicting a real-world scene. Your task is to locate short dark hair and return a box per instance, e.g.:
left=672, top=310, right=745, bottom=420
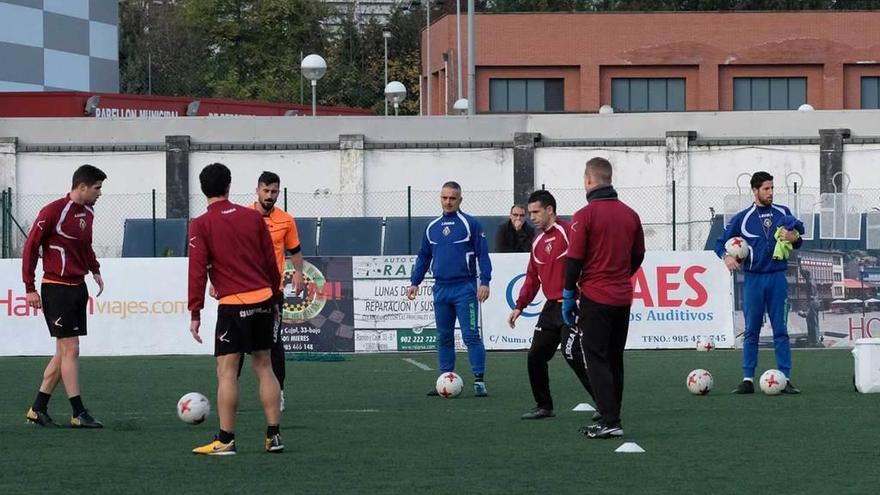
left=441, top=181, right=462, bottom=192
left=527, top=190, right=556, bottom=213
left=585, top=157, right=613, bottom=184
left=750, top=171, right=774, bottom=189
left=71, top=164, right=106, bottom=189
left=510, top=204, right=526, bottom=213
left=200, top=163, right=232, bottom=198
left=258, top=171, right=280, bottom=186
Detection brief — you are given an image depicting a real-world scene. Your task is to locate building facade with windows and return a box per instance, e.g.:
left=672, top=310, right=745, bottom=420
left=422, top=11, right=880, bottom=114
left=0, top=0, right=118, bottom=93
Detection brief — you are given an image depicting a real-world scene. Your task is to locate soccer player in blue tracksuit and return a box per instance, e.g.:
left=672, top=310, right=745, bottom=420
left=407, top=181, right=492, bottom=397
left=715, top=171, right=803, bottom=394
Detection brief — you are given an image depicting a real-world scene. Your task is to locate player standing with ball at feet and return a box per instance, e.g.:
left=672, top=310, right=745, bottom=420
left=407, top=181, right=492, bottom=397
left=714, top=171, right=804, bottom=395
left=188, top=163, right=284, bottom=455
left=23, top=165, right=107, bottom=429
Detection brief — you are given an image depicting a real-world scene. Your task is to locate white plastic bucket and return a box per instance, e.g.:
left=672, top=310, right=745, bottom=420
left=852, top=338, right=880, bottom=393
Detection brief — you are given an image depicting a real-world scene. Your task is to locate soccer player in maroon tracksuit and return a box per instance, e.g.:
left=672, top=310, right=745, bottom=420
left=23, top=164, right=107, bottom=428
left=188, top=163, right=284, bottom=455
left=563, top=157, right=645, bottom=439
left=508, top=190, right=595, bottom=420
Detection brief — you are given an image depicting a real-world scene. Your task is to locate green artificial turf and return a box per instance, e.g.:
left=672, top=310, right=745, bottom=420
left=1, top=349, right=876, bottom=494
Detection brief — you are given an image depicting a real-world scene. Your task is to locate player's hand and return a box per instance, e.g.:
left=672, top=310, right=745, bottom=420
left=208, top=284, right=217, bottom=299
left=26, top=291, right=41, bottom=309
left=406, top=286, right=418, bottom=300
left=512, top=218, right=524, bottom=230
left=780, top=228, right=799, bottom=242
left=477, top=285, right=490, bottom=303
left=723, top=255, right=741, bottom=273
left=292, top=271, right=305, bottom=297
left=561, top=289, right=577, bottom=326
left=93, top=273, right=104, bottom=297
left=189, top=320, right=202, bottom=344
left=507, top=309, right=522, bottom=329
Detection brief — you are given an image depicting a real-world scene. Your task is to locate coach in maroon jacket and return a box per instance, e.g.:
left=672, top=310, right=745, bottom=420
left=187, top=163, right=284, bottom=455
left=562, top=157, right=645, bottom=439
left=22, top=165, right=106, bottom=429
left=508, top=190, right=595, bottom=420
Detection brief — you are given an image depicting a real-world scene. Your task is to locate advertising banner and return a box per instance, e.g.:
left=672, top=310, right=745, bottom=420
left=279, top=257, right=354, bottom=353
left=483, top=251, right=736, bottom=350
left=0, top=258, right=211, bottom=356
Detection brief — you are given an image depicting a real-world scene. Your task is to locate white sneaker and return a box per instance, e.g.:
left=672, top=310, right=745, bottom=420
left=280, top=391, right=286, bottom=412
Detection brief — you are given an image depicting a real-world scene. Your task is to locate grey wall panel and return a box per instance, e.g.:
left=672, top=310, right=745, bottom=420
left=44, top=12, right=90, bottom=55
left=0, top=41, right=43, bottom=84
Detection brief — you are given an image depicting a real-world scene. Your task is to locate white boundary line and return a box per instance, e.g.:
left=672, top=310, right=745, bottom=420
left=402, top=358, right=432, bottom=371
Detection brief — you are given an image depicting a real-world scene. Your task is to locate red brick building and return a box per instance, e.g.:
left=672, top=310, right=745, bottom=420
left=422, top=11, right=880, bottom=114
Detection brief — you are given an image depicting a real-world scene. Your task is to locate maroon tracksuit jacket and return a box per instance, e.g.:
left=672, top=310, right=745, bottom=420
left=187, top=199, right=280, bottom=321
left=22, top=195, right=100, bottom=292
left=515, top=220, right=571, bottom=309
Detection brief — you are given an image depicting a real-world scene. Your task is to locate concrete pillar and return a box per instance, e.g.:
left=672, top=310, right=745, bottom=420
left=339, top=134, right=365, bottom=216
left=665, top=130, right=697, bottom=250
left=513, top=132, right=540, bottom=206
left=819, top=128, right=850, bottom=193
left=0, top=138, right=16, bottom=191
left=165, top=135, right=190, bottom=218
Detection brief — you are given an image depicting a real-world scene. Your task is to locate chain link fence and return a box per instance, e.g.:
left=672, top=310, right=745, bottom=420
left=4, top=185, right=880, bottom=259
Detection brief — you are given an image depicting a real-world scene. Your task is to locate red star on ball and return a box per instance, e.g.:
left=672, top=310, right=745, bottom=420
left=180, top=399, right=192, bottom=414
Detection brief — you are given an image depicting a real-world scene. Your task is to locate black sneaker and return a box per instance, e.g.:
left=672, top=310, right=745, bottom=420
left=70, top=410, right=103, bottom=428
left=520, top=408, right=555, bottom=420
left=781, top=381, right=801, bottom=394
left=26, top=408, right=58, bottom=427
left=426, top=387, right=439, bottom=397
left=591, top=412, right=602, bottom=422
left=584, top=422, right=623, bottom=439
left=731, top=380, right=755, bottom=394
left=577, top=424, right=599, bottom=435
left=265, top=433, right=284, bottom=453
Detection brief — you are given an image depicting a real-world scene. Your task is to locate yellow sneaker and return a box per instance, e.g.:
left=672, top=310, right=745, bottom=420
left=26, top=408, right=58, bottom=427
left=192, top=437, right=236, bottom=456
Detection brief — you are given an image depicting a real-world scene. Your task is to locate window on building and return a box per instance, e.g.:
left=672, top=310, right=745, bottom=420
left=834, top=287, right=843, bottom=297
left=733, top=77, right=806, bottom=110
left=489, top=79, right=564, bottom=113
left=862, top=77, right=880, bottom=109
left=833, top=273, right=843, bottom=282
left=610, top=78, right=685, bottom=112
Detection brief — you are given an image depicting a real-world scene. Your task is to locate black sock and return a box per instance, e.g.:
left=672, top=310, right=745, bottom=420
left=218, top=429, right=235, bottom=444
left=267, top=424, right=280, bottom=438
left=69, top=395, right=85, bottom=416
left=33, top=391, right=51, bottom=412
left=474, top=373, right=484, bottom=383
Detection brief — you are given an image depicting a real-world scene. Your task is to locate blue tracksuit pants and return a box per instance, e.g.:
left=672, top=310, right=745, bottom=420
left=742, top=271, right=792, bottom=379
left=433, top=282, right=486, bottom=375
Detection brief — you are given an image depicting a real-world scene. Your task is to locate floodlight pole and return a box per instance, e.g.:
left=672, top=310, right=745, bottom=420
left=467, top=0, right=475, bottom=115
left=311, top=80, right=317, bottom=116
left=426, top=0, right=431, bottom=116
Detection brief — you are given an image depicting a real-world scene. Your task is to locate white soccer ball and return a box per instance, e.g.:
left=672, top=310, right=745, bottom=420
left=177, top=392, right=211, bottom=424
left=759, top=369, right=787, bottom=395
left=435, top=372, right=464, bottom=398
left=725, top=236, right=750, bottom=261
left=686, top=369, right=714, bottom=395
left=695, top=335, right=716, bottom=352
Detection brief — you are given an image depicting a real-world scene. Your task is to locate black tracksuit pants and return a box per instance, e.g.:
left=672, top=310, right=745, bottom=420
left=528, top=301, right=595, bottom=411
left=578, top=296, right=630, bottom=426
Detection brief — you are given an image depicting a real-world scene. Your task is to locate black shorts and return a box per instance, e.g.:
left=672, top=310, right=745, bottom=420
left=41, top=283, right=88, bottom=339
left=214, top=299, right=277, bottom=357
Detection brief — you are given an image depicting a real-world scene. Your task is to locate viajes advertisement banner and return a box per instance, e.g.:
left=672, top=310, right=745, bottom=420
left=279, top=257, right=354, bottom=353
left=0, top=258, right=210, bottom=356
left=483, top=251, right=736, bottom=350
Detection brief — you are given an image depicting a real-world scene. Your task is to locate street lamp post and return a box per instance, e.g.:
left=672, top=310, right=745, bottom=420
left=385, top=81, right=407, bottom=116
left=301, top=54, right=327, bottom=116
left=861, top=265, right=866, bottom=317
left=383, top=30, right=391, bottom=116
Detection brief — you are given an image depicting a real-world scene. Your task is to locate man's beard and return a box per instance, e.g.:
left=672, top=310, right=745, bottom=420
left=261, top=199, right=275, bottom=210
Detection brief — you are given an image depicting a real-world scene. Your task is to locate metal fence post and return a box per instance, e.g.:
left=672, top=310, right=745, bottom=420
left=284, top=187, right=288, bottom=212
left=1, top=190, right=6, bottom=258
left=407, top=186, right=413, bottom=255
left=672, top=179, right=677, bottom=251
left=152, top=189, right=157, bottom=257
